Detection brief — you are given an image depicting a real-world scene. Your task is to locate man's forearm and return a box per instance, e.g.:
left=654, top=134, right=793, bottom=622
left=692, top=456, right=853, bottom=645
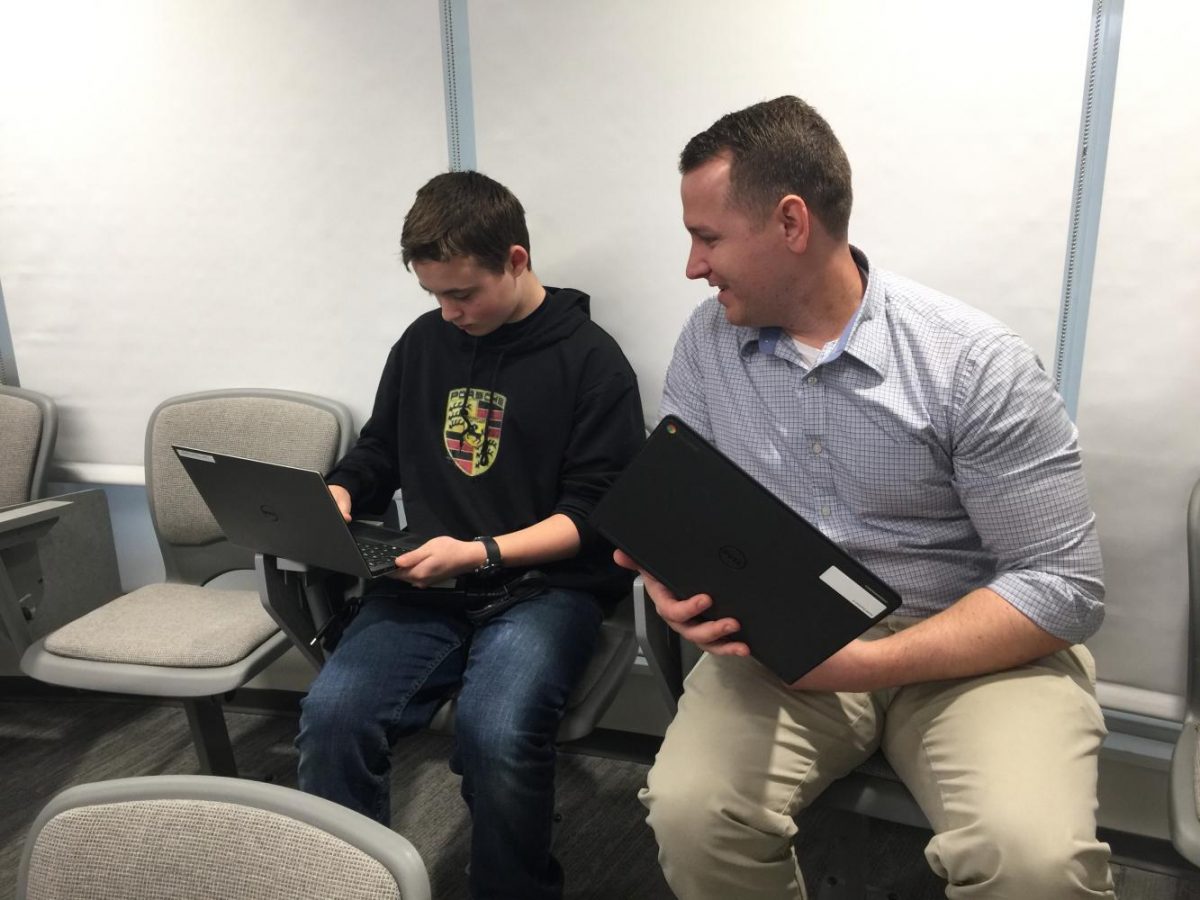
left=792, top=587, right=1071, bottom=693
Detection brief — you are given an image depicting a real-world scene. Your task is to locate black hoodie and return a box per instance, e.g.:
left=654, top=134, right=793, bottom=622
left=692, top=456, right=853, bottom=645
left=327, top=287, right=645, bottom=602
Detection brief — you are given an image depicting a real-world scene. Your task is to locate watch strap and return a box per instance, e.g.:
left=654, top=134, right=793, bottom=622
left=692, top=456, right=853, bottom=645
left=473, top=535, right=502, bottom=573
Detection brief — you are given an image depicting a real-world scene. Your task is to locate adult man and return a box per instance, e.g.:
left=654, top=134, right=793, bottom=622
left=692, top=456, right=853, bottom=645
left=624, top=96, right=1114, bottom=898
left=298, top=171, right=644, bottom=900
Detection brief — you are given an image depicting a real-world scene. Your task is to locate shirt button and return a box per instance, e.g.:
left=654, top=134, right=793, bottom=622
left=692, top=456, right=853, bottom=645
left=807, top=376, right=818, bottom=385
left=812, top=442, right=822, bottom=454
left=820, top=506, right=831, bottom=516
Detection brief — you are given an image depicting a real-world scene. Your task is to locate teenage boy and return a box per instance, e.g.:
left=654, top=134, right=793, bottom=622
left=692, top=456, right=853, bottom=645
left=622, top=96, right=1114, bottom=899
left=297, top=171, right=645, bottom=900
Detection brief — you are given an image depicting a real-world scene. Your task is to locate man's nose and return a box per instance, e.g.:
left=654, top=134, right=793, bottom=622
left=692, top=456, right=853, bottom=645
left=685, top=249, right=710, bottom=281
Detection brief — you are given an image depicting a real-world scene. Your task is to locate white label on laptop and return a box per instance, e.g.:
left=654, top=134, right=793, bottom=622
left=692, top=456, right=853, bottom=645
left=176, top=449, right=216, bottom=463
left=820, top=566, right=887, bottom=618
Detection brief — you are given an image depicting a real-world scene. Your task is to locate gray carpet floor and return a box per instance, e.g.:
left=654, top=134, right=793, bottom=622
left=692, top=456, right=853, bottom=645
left=2, top=693, right=1198, bottom=899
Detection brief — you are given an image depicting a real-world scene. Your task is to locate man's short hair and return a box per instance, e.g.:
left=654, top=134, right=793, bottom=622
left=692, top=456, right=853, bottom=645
left=400, top=171, right=531, bottom=273
left=680, top=96, right=853, bottom=240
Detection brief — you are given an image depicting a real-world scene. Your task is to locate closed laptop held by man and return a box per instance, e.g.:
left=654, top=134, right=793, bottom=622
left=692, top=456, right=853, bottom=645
left=590, top=415, right=902, bottom=683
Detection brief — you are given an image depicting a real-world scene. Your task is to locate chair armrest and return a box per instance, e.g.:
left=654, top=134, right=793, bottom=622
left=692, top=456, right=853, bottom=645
left=0, top=499, right=71, bottom=549
left=0, top=499, right=72, bottom=654
left=256, top=554, right=359, bottom=672
left=633, top=575, right=685, bottom=714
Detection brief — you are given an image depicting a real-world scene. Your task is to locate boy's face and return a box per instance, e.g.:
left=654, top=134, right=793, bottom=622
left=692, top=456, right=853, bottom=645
left=412, top=252, right=524, bottom=337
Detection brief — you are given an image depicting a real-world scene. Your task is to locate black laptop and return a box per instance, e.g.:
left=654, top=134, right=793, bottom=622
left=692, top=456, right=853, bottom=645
left=589, top=415, right=902, bottom=683
left=172, top=446, right=423, bottom=579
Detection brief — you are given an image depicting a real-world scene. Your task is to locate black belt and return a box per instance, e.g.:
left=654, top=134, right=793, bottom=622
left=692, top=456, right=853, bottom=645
left=456, top=569, right=548, bottom=624
left=314, top=569, right=548, bottom=651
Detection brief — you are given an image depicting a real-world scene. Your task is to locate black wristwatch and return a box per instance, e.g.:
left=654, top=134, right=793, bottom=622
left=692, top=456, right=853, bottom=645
left=472, top=535, right=502, bottom=576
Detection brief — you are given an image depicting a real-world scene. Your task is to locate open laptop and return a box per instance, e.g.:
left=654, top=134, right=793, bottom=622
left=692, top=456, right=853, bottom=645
left=172, top=446, right=423, bottom=579
left=589, top=415, right=902, bottom=684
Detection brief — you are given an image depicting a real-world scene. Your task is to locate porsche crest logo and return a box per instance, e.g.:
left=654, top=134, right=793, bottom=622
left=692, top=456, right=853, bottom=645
left=444, top=388, right=506, bottom=476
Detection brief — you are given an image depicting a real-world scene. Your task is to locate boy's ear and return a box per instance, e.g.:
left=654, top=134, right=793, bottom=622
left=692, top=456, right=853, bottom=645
left=507, top=245, right=531, bottom=276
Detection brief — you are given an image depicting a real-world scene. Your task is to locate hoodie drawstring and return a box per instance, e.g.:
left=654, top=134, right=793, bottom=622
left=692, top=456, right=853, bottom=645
left=455, top=340, right=505, bottom=468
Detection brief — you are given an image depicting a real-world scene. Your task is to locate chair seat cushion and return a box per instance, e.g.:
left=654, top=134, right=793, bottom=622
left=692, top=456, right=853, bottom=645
left=43, top=584, right=278, bottom=668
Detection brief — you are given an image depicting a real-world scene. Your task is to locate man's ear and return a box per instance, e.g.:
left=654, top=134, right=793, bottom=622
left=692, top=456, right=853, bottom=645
left=777, top=195, right=810, bottom=255
left=507, top=245, right=531, bottom=277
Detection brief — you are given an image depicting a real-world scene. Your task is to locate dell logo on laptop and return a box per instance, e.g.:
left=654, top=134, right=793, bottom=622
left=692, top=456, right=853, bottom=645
left=718, top=545, right=747, bottom=570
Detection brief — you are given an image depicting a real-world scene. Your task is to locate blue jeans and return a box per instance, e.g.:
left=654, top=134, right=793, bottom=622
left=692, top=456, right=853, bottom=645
left=296, top=585, right=603, bottom=900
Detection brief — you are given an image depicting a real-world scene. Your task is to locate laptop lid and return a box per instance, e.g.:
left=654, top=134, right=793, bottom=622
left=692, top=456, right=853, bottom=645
left=589, top=415, right=902, bottom=684
left=172, top=446, right=420, bottom=579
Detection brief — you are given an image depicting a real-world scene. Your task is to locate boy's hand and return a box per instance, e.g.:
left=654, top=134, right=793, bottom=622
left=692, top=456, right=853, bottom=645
left=328, top=485, right=353, bottom=523
left=389, top=536, right=486, bottom=588
left=614, top=549, right=749, bottom=657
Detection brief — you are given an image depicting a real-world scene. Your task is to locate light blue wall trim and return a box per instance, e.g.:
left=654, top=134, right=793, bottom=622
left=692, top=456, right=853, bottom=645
left=0, top=277, right=20, bottom=387
left=1054, top=0, right=1123, bottom=420
left=439, top=0, right=476, bottom=171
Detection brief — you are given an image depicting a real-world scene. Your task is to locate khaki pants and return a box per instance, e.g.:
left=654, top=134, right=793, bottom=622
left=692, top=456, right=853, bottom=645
left=640, top=618, right=1116, bottom=899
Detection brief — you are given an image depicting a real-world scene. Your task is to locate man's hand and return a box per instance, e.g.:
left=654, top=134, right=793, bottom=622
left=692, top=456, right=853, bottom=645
left=389, top=536, right=486, bottom=588
left=328, top=485, right=353, bottom=523
left=614, top=549, right=749, bottom=657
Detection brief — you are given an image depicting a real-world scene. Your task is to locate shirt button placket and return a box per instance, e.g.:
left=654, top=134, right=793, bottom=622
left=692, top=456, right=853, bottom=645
left=803, top=367, right=831, bottom=522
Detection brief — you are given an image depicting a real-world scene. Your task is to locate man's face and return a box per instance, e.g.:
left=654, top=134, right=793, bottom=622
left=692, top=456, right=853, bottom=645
left=681, top=156, right=793, bottom=328
left=412, top=254, right=521, bottom=337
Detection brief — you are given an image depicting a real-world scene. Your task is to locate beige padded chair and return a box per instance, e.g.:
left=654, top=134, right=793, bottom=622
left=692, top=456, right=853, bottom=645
left=21, top=390, right=353, bottom=777
left=16, top=775, right=430, bottom=900
left=1169, top=474, right=1200, bottom=867
left=0, top=385, right=57, bottom=507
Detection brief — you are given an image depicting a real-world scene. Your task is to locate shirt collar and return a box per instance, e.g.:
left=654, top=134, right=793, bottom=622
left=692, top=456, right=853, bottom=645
left=738, top=245, right=890, bottom=378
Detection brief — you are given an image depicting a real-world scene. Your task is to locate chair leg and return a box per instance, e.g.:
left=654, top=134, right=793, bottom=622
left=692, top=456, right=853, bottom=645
left=182, top=696, right=238, bottom=777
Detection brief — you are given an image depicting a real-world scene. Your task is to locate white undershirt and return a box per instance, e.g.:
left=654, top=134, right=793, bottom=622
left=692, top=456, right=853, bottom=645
left=790, top=337, right=824, bottom=370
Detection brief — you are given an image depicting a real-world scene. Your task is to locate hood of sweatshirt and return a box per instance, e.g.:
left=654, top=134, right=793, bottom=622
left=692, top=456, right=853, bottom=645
left=461, top=286, right=591, bottom=355
left=454, top=286, right=591, bottom=412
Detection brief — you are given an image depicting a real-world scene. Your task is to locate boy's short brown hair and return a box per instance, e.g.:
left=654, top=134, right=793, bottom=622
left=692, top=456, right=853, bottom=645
left=400, top=171, right=531, bottom=273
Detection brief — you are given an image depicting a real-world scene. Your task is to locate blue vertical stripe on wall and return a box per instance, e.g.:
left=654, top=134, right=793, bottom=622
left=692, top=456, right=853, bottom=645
left=1054, top=0, right=1123, bottom=420
left=0, top=278, right=20, bottom=387
left=439, top=0, right=477, bottom=172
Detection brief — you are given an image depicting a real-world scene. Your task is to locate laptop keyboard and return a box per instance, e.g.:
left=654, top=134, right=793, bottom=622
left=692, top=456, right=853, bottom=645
left=356, top=539, right=408, bottom=570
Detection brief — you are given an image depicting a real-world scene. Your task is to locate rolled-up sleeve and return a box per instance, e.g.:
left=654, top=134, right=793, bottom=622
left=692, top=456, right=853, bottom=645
left=951, top=333, right=1105, bottom=644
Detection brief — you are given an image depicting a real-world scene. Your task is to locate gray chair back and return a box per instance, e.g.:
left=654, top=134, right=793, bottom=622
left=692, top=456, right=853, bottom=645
left=1169, top=475, right=1200, bottom=866
left=1186, top=476, right=1200, bottom=742
left=144, top=390, right=353, bottom=585
left=0, top=386, right=57, bottom=507
left=17, top=775, right=431, bottom=900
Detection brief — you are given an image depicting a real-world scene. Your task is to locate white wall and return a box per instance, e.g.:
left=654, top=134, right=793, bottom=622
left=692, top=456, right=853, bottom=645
left=1076, top=0, right=1200, bottom=718
left=3, top=1, right=1200, bottom=742
left=469, top=1, right=1089, bottom=413
left=0, top=0, right=446, bottom=475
